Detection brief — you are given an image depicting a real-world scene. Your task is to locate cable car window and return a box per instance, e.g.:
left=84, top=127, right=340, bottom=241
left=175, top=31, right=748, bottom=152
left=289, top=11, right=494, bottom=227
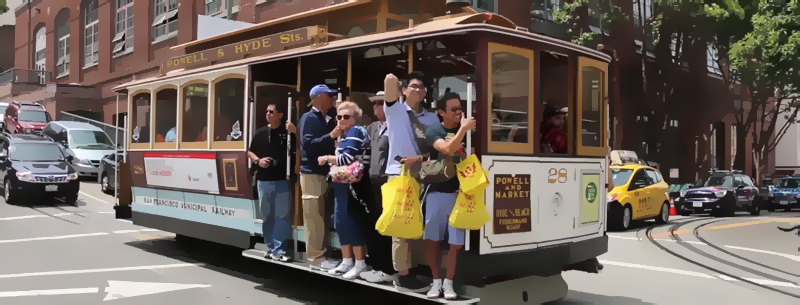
left=487, top=43, right=534, bottom=154
left=576, top=57, right=608, bottom=156
left=130, top=91, right=151, bottom=148
left=154, top=87, right=178, bottom=146
left=212, top=75, right=245, bottom=148
left=182, top=82, right=209, bottom=145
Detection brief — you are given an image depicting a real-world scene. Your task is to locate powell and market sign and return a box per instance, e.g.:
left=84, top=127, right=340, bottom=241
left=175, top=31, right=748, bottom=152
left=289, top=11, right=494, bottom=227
left=160, top=26, right=327, bottom=74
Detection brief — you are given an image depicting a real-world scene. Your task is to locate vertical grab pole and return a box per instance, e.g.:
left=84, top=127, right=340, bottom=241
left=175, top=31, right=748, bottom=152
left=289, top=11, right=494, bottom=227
left=465, top=82, right=474, bottom=252
left=115, top=93, right=120, bottom=206
left=287, top=94, right=293, bottom=181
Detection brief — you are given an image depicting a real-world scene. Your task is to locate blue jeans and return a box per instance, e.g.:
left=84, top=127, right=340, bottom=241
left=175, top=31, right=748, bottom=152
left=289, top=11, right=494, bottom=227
left=258, top=180, right=292, bottom=256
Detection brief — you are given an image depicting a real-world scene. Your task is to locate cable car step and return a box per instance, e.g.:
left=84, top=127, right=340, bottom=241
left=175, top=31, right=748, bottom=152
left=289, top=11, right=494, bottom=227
left=242, top=249, right=480, bottom=304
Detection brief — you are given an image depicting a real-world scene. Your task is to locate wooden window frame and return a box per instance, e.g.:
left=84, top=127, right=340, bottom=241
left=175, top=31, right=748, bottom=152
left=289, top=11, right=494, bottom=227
left=210, top=74, right=247, bottom=150
left=576, top=56, right=609, bottom=157
left=179, top=80, right=211, bottom=150
left=153, top=84, right=179, bottom=150
left=128, top=89, right=153, bottom=150
left=486, top=42, right=535, bottom=155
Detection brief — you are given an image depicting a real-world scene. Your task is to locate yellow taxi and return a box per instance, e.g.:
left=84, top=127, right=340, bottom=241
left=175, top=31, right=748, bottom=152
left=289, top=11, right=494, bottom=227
left=607, top=151, right=671, bottom=231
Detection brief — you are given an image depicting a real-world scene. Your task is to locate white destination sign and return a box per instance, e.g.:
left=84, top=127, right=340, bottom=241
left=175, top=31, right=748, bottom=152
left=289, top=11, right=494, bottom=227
left=143, top=152, right=220, bottom=194
left=135, top=196, right=252, bottom=220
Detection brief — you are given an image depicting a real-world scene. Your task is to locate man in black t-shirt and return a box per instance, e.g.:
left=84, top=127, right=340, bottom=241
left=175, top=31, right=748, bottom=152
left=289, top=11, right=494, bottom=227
left=247, top=103, right=296, bottom=262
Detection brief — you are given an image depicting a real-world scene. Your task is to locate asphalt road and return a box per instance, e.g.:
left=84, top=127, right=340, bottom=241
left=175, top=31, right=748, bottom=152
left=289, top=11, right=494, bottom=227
left=1, top=180, right=799, bottom=304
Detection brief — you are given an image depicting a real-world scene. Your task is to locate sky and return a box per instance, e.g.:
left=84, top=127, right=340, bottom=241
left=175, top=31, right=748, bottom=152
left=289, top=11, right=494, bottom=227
left=0, top=0, right=23, bottom=26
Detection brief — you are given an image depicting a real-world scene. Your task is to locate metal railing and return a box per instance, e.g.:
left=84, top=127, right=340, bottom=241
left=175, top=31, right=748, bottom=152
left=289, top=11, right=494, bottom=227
left=0, top=68, right=52, bottom=85
left=59, top=111, right=124, bottom=147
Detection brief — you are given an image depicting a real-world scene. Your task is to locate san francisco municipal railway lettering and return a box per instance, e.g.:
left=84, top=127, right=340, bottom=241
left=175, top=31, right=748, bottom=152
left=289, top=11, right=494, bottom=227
left=160, top=26, right=327, bottom=74
left=137, top=196, right=245, bottom=218
left=493, top=174, right=532, bottom=234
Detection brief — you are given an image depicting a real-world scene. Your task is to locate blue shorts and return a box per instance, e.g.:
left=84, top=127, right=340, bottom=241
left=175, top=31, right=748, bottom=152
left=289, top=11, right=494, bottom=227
left=423, top=192, right=465, bottom=246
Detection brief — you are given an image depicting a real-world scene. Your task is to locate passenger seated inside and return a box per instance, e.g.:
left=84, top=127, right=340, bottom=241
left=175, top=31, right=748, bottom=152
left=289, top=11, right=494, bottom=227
left=491, top=112, right=518, bottom=142
left=540, top=103, right=567, bottom=154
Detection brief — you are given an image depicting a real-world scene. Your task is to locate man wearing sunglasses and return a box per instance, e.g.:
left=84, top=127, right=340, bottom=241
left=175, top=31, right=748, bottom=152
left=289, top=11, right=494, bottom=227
left=299, top=84, right=344, bottom=271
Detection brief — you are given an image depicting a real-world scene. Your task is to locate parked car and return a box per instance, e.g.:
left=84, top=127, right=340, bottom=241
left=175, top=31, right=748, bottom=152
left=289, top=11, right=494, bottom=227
left=668, top=183, right=691, bottom=203
left=4, top=101, right=52, bottom=134
left=99, top=152, right=122, bottom=194
left=767, top=176, right=800, bottom=212
left=42, top=121, right=116, bottom=177
left=0, top=133, right=80, bottom=205
left=674, top=170, right=761, bottom=216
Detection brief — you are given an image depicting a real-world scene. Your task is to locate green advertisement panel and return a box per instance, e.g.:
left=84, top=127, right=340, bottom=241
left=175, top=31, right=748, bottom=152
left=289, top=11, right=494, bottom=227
left=580, top=173, right=600, bottom=224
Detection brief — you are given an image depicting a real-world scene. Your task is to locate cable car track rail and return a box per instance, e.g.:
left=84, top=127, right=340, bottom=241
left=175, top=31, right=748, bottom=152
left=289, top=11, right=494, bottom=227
left=645, top=218, right=800, bottom=299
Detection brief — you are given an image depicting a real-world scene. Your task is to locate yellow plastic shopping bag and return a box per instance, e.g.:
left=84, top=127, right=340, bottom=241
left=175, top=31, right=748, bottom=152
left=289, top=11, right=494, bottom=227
left=375, top=167, right=424, bottom=239
left=449, top=188, right=490, bottom=230
left=456, top=154, right=490, bottom=194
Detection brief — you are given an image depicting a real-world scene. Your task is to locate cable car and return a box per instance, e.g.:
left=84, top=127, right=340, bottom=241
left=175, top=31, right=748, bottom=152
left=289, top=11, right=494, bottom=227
left=113, top=6, right=611, bottom=304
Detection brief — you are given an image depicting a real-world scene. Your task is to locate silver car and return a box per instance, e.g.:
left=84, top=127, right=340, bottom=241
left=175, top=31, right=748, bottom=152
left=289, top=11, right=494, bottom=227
left=42, top=122, right=116, bottom=177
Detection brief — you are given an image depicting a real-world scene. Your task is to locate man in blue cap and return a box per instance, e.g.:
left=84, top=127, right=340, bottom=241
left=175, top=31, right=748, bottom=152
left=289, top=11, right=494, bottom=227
left=299, top=84, right=343, bottom=271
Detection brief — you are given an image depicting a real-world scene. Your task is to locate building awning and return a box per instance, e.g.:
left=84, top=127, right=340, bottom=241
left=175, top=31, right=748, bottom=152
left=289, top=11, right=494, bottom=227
left=114, top=13, right=609, bottom=92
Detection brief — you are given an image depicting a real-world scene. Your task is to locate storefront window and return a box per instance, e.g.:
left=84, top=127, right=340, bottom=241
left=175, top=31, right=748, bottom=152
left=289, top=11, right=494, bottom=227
left=487, top=43, right=534, bottom=154
left=182, top=82, right=209, bottom=144
left=213, top=76, right=245, bottom=146
left=154, top=87, right=177, bottom=144
left=130, top=92, right=151, bottom=147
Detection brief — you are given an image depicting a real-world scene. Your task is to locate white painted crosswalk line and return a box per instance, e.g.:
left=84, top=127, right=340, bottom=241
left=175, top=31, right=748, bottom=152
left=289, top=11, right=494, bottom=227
left=0, top=232, right=110, bottom=244
left=0, top=263, right=204, bottom=279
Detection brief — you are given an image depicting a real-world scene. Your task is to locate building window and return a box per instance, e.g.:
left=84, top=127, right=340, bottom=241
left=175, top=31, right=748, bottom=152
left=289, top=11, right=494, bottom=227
left=114, top=0, right=135, bottom=56
left=205, top=0, right=240, bottom=17
left=670, top=33, right=684, bottom=63
left=531, top=0, right=560, bottom=21
left=55, top=10, right=70, bottom=78
left=731, top=124, right=737, bottom=168
left=633, top=0, right=653, bottom=28
left=707, top=41, right=722, bottom=75
left=472, top=0, right=497, bottom=13
left=84, top=0, right=99, bottom=68
left=710, top=124, right=717, bottom=169
left=153, top=0, right=179, bottom=43
left=33, top=26, right=46, bottom=83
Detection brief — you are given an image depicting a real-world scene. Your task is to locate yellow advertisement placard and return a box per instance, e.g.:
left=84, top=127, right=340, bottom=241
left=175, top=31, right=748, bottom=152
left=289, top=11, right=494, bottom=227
left=580, top=173, right=600, bottom=224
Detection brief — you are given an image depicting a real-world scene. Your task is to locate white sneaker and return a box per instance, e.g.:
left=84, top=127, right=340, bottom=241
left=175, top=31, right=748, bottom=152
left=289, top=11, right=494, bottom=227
left=343, top=264, right=368, bottom=280
left=309, top=259, right=341, bottom=271
left=427, top=279, right=443, bottom=299
left=328, top=262, right=354, bottom=275
left=443, top=279, right=457, bottom=300
left=269, top=253, right=292, bottom=262
left=360, top=270, right=396, bottom=283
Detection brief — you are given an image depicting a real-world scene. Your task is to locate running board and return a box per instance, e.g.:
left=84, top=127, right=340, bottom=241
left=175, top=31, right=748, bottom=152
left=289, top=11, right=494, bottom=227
left=242, top=249, right=480, bottom=304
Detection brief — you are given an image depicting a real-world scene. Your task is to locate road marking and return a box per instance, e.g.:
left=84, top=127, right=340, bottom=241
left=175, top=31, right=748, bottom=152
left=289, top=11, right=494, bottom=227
left=746, top=278, right=800, bottom=288
left=598, top=260, right=716, bottom=279
left=708, top=219, right=775, bottom=230
left=0, top=211, right=111, bottom=221
left=0, top=232, right=110, bottom=244
left=117, top=219, right=133, bottom=224
left=725, top=245, right=800, bottom=262
left=79, top=191, right=110, bottom=204
left=0, top=263, right=204, bottom=279
left=0, top=287, right=100, bottom=298
left=112, top=230, right=141, bottom=234
left=104, top=281, right=211, bottom=301
left=682, top=240, right=708, bottom=246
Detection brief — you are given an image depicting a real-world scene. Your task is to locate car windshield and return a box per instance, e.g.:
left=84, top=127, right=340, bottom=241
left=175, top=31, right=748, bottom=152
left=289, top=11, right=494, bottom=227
left=704, top=175, right=734, bottom=187
left=0, top=105, right=7, bottom=115
left=9, top=144, right=65, bottom=162
left=612, top=168, right=633, bottom=187
left=19, top=111, right=51, bottom=123
left=778, top=178, right=800, bottom=188
left=70, top=130, right=115, bottom=149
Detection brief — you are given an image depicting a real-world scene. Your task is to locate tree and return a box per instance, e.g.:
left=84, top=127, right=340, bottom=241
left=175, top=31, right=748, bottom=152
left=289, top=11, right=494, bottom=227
left=729, top=0, right=800, bottom=184
left=0, top=0, right=9, bottom=14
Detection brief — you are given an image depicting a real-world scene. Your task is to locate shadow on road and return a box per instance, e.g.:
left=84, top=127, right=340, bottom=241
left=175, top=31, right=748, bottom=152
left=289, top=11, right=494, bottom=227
left=547, top=291, right=654, bottom=305
left=124, top=237, right=435, bottom=305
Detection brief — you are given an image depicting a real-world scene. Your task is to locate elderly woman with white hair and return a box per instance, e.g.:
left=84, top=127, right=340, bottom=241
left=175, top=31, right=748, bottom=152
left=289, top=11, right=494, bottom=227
left=317, top=101, right=371, bottom=280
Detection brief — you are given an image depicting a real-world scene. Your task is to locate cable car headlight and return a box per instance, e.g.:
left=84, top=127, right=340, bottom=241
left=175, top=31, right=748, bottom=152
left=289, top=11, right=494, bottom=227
left=714, top=190, right=727, bottom=198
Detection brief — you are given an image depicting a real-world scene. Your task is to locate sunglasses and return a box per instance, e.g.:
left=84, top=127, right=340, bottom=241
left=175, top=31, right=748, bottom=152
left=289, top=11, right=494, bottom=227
left=336, top=114, right=352, bottom=120
left=374, top=101, right=384, bottom=106
left=266, top=110, right=276, bottom=114
left=447, top=107, right=463, bottom=113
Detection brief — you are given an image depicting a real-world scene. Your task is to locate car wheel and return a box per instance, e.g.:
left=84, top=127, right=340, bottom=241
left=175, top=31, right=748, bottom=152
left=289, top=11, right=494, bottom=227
left=656, top=202, right=670, bottom=224
left=64, top=193, right=78, bottom=206
left=749, top=201, right=761, bottom=216
left=3, top=179, right=14, bottom=205
left=620, top=206, right=632, bottom=231
left=101, top=173, right=111, bottom=194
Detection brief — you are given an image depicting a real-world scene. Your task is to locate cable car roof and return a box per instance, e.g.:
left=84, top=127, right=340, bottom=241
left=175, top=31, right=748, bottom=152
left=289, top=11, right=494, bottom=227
left=113, top=13, right=611, bottom=92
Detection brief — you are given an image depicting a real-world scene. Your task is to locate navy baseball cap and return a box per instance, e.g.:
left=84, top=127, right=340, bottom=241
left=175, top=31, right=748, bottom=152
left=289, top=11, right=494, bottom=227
left=309, top=85, right=338, bottom=99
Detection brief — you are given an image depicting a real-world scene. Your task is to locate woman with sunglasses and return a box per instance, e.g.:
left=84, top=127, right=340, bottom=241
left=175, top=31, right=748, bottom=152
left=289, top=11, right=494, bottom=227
left=317, top=101, right=371, bottom=280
